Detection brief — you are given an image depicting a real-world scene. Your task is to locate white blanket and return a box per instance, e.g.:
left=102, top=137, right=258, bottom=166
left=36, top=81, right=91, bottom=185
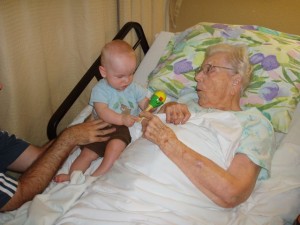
left=1, top=112, right=300, bottom=225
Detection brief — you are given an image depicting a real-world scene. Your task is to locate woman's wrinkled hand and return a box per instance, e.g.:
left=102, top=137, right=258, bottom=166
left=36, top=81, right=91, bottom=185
left=159, top=102, right=191, bottom=125
left=139, top=111, right=177, bottom=147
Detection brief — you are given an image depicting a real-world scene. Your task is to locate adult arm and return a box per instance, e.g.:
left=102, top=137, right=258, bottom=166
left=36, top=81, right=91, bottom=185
left=7, top=140, right=55, bottom=172
left=0, top=119, right=115, bottom=212
left=140, top=112, right=260, bottom=208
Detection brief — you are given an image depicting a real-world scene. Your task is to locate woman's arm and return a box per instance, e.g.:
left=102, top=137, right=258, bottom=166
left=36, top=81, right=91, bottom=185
left=1, top=119, right=115, bottom=212
left=140, top=112, right=260, bottom=208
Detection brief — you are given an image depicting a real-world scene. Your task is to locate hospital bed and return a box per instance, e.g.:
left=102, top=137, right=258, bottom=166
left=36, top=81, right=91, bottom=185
left=2, top=21, right=300, bottom=225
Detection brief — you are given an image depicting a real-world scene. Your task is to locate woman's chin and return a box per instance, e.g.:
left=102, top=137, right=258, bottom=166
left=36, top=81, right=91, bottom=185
left=198, top=98, right=204, bottom=106
left=198, top=94, right=210, bottom=107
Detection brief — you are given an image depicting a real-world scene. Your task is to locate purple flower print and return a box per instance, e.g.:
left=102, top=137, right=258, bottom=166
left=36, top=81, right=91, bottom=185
left=258, top=82, right=279, bottom=101
left=250, top=53, right=265, bottom=64
left=221, top=28, right=244, bottom=39
left=212, top=24, right=244, bottom=38
left=212, top=24, right=228, bottom=29
left=261, top=55, right=280, bottom=71
left=174, top=59, right=193, bottom=75
left=241, top=25, right=257, bottom=30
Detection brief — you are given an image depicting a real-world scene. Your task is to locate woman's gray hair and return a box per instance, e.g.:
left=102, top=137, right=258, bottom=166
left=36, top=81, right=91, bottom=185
left=205, top=43, right=252, bottom=93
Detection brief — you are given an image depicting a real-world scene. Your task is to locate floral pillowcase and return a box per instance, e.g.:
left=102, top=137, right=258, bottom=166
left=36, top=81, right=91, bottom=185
left=148, top=22, right=300, bottom=133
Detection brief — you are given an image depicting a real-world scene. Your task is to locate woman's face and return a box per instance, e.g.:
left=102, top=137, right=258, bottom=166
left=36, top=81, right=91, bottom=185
left=195, top=52, right=235, bottom=108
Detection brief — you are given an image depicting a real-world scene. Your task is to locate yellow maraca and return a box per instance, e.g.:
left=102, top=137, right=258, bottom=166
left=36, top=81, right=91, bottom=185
left=145, top=90, right=167, bottom=111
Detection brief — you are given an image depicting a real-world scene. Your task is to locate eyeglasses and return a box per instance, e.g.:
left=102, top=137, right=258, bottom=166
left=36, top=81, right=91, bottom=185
left=195, top=64, right=234, bottom=75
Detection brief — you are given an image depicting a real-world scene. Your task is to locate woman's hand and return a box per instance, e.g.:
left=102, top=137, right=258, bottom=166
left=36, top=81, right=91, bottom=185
left=159, top=102, right=191, bottom=124
left=140, top=111, right=177, bottom=148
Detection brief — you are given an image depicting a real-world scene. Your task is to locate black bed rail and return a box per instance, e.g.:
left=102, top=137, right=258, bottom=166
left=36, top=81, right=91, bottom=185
left=47, top=21, right=150, bottom=140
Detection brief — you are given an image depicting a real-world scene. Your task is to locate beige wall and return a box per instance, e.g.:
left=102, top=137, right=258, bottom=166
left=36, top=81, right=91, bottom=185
left=171, top=0, right=300, bottom=35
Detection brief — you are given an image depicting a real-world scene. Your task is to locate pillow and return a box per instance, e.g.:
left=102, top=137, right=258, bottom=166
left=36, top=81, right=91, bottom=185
left=148, top=22, right=300, bottom=133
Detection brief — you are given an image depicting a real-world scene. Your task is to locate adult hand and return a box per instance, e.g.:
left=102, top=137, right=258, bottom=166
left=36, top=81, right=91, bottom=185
left=0, top=118, right=116, bottom=212
left=140, top=111, right=177, bottom=148
left=64, top=119, right=116, bottom=146
left=159, top=102, right=191, bottom=125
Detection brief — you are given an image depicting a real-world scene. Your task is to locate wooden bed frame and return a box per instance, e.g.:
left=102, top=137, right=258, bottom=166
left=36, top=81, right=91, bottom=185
left=47, top=22, right=149, bottom=140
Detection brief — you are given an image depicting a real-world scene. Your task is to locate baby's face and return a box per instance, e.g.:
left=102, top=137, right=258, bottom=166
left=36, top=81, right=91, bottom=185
left=105, top=54, right=137, bottom=91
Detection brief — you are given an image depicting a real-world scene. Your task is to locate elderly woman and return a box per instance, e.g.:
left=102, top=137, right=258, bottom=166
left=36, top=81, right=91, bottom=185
left=140, top=43, right=275, bottom=208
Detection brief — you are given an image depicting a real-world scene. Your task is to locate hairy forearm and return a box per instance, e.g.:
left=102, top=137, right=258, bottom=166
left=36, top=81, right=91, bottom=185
left=1, top=119, right=116, bottom=211
left=1, top=131, right=76, bottom=211
left=20, top=133, right=75, bottom=193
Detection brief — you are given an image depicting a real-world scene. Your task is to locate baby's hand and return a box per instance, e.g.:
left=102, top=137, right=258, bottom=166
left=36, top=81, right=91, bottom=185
left=122, top=115, right=139, bottom=127
left=138, top=109, right=154, bottom=123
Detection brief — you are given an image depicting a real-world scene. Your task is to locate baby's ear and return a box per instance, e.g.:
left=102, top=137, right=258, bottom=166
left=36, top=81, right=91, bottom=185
left=99, top=66, right=106, bottom=78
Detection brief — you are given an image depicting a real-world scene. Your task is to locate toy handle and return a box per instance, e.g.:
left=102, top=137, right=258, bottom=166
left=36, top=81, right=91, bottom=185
left=138, top=91, right=166, bottom=122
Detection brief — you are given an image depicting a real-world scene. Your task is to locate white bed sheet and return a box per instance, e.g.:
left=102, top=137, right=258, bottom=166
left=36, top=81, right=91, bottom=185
left=57, top=110, right=300, bottom=225
left=2, top=110, right=299, bottom=225
left=1, top=31, right=300, bottom=225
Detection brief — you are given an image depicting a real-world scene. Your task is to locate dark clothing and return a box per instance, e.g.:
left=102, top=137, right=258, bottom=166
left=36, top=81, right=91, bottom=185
left=83, top=124, right=131, bottom=157
left=0, top=131, right=29, bottom=208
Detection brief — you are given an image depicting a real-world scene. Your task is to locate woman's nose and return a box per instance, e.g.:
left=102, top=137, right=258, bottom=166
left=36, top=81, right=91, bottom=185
left=195, top=72, right=203, bottom=81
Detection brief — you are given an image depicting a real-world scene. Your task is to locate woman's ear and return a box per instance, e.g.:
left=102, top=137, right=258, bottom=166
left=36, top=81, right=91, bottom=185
left=99, top=66, right=106, bottom=78
left=231, top=74, right=242, bottom=94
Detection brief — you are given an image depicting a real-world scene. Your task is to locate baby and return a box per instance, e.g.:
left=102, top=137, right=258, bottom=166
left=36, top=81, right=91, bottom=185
left=54, top=40, right=149, bottom=182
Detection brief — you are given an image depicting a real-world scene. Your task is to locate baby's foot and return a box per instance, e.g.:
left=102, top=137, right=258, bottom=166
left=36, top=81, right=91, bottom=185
left=53, top=174, right=71, bottom=183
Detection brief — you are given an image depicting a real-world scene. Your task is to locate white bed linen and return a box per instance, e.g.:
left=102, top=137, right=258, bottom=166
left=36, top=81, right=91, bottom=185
left=2, top=110, right=299, bottom=225
left=1, top=32, right=300, bottom=225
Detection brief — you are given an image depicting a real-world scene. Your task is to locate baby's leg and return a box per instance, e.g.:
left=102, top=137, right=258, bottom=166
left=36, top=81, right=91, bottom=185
left=54, top=147, right=99, bottom=182
left=92, top=139, right=126, bottom=176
